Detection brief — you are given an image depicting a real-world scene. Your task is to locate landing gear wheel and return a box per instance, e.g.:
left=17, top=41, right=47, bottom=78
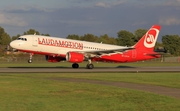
left=28, top=53, right=33, bottom=63
left=72, top=63, right=79, bottom=68
left=86, top=64, right=94, bottom=69
left=28, top=59, right=32, bottom=63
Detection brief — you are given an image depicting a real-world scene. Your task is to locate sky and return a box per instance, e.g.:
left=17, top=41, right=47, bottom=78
left=0, top=0, right=180, bottom=41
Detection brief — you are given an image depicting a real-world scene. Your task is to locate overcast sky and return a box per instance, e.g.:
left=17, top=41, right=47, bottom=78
left=0, top=0, right=180, bottom=41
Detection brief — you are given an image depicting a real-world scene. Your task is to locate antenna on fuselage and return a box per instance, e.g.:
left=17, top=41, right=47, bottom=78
left=34, top=33, right=36, bottom=35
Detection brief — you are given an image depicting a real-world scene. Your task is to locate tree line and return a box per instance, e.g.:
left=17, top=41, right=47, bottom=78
left=0, top=26, right=180, bottom=56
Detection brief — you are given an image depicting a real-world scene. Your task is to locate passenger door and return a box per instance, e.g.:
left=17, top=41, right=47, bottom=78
left=32, top=36, right=38, bottom=47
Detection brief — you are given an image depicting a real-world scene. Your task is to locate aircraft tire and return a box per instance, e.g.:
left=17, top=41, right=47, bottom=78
left=86, top=64, right=94, bottom=69
left=72, top=63, right=79, bottom=68
left=28, top=59, right=32, bottom=63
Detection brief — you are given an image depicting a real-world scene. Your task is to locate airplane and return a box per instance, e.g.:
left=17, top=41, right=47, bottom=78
left=10, top=25, right=161, bottom=69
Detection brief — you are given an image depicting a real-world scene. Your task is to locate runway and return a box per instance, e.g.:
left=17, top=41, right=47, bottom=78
left=0, top=66, right=180, bottom=73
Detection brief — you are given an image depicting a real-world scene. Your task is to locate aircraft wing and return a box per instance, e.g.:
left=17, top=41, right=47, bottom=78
left=75, top=47, right=135, bottom=57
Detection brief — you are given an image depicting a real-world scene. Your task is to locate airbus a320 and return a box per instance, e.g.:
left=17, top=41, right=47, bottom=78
left=10, top=25, right=161, bottom=69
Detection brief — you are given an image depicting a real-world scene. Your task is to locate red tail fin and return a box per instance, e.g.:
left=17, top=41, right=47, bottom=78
left=133, top=25, right=161, bottom=52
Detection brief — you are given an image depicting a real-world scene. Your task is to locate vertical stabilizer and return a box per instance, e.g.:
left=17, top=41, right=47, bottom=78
left=133, top=25, right=161, bottom=52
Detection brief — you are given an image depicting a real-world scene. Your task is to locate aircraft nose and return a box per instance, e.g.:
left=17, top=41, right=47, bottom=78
left=10, top=41, right=18, bottom=49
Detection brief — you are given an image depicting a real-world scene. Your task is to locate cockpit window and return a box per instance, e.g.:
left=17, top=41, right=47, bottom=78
left=23, top=38, right=27, bottom=41
left=17, top=38, right=27, bottom=41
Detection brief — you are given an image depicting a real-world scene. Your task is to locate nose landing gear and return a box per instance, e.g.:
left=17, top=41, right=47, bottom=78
left=28, top=53, right=33, bottom=63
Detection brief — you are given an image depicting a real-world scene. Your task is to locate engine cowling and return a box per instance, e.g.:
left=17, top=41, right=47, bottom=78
left=66, top=52, right=84, bottom=63
left=45, top=55, right=61, bottom=62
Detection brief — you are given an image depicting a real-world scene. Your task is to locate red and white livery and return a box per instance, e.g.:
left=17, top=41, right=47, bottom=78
left=10, top=25, right=161, bottom=69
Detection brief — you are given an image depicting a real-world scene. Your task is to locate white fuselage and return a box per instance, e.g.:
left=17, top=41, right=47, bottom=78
left=10, top=35, right=127, bottom=56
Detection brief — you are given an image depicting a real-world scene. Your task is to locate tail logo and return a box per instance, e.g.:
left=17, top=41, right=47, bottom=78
left=146, top=34, right=154, bottom=43
left=144, top=28, right=159, bottom=48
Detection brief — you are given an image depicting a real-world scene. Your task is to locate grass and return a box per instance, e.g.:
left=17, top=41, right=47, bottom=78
left=0, top=61, right=179, bottom=110
left=0, top=73, right=180, bottom=111
left=34, top=73, right=180, bottom=89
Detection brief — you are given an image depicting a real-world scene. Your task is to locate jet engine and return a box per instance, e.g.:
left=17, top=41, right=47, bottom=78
left=66, top=52, right=84, bottom=63
left=45, top=55, right=61, bottom=62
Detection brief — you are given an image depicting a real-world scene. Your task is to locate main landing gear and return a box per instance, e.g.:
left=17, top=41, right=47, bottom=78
left=86, top=63, right=94, bottom=69
left=72, top=59, right=94, bottom=69
left=72, top=63, right=79, bottom=68
left=86, top=59, right=94, bottom=69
